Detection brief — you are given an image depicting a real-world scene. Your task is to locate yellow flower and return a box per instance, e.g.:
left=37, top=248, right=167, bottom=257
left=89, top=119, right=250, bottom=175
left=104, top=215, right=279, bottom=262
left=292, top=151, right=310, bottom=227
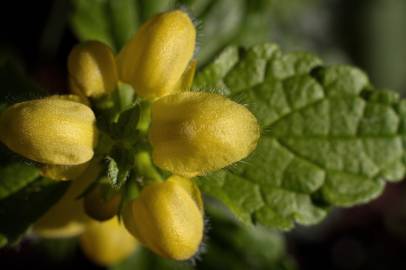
left=123, top=175, right=203, bottom=260
left=80, top=217, right=138, bottom=266
left=117, top=10, right=196, bottom=99
left=149, top=92, right=260, bottom=177
left=32, top=162, right=101, bottom=238
left=0, top=98, right=97, bottom=165
left=68, top=40, right=118, bottom=98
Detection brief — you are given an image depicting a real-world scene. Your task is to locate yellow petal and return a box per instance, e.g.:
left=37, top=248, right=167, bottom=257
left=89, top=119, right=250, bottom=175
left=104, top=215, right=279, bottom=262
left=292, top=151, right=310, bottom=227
left=0, top=98, right=97, bottom=165
left=68, top=41, right=118, bottom=98
left=117, top=10, right=196, bottom=99
left=41, top=162, right=90, bottom=181
left=80, top=217, right=138, bottom=266
left=123, top=176, right=203, bottom=260
left=149, top=92, right=260, bottom=177
left=173, top=59, right=197, bottom=93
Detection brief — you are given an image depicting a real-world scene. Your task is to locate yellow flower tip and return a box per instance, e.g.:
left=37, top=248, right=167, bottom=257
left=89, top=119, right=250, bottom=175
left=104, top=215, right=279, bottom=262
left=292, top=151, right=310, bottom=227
left=0, top=98, right=97, bottom=165
left=123, top=176, right=203, bottom=260
left=68, top=40, right=118, bottom=98
left=149, top=92, right=260, bottom=177
left=117, top=10, right=196, bottom=100
left=32, top=162, right=101, bottom=238
left=41, top=162, right=90, bottom=181
left=80, top=217, right=138, bottom=266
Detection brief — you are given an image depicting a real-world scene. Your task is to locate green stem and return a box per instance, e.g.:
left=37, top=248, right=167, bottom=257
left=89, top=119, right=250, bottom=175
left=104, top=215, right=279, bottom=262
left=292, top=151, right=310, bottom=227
left=134, top=151, right=162, bottom=185
left=136, top=101, right=151, bottom=136
left=124, top=176, right=140, bottom=202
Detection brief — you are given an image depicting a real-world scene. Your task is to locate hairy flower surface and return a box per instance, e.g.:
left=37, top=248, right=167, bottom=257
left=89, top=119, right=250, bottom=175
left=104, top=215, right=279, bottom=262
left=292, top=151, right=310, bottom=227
left=123, top=176, right=203, bottom=260
left=80, top=217, right=138, bottom=266
left=117, top=10, right=196, bottom=99
left=68, top=40, right=118, bottom=98
left=0, top=98, right=97, bottom=165
left=149, top=92, right=260, bottom=177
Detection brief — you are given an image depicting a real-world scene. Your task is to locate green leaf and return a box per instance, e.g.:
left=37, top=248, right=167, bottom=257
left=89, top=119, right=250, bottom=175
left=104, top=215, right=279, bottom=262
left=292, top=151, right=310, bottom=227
left=138, top=0, right=175, bottom=21
left=181, top=0, right=245, bottom=66
left=0, top=177, right=68, bottom=244
left=70, top=0, right=140, bottom=51
left=195, top=43, right=406, bottom=230
left=0, top=162, right=40, bottom=200
left=112, top=105, right=140, bottom=142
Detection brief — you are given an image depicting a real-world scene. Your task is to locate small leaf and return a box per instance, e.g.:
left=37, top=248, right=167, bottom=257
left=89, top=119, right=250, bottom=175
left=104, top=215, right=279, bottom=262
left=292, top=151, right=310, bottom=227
left=0, top=177, right=68, bottom=244
left=106, top=156, right=119, bottom=186
left=0, top=162, right=40, bottom=200
left=195, top=43, right=406, bottom=230
left=112, top=105, right=140, bottom=142
left=105, top=150, right=133, bottom=189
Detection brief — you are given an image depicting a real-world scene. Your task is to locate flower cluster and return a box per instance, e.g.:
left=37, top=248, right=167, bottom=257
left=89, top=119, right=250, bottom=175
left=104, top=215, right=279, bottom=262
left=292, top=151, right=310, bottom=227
left=0, top=10, right=260, bottom=264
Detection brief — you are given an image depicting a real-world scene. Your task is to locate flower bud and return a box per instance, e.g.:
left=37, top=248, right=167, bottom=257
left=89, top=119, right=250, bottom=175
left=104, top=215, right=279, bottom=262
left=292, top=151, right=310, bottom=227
left=0, top=98, right=97, bottom=165
left=149, top=92, right=260, bottom=177
left=68, top=41, right=118, bottom=98
left=32, top=162, right=101, bottom=238
left=117, top=10, right=196, bottom=99
left=123, top=176, right=203, bottom=260
left=80, top=217, right=138, bottom=266
left=84, top=183, right=121, bottom=221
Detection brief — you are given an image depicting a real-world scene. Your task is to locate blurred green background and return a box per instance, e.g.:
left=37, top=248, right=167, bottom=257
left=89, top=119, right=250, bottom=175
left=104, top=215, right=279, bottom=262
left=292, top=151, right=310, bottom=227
left=1, top=0, right=406, bottom=269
